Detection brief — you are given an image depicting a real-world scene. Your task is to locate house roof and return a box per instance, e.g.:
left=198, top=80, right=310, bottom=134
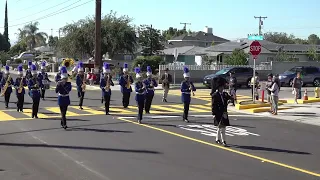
left=169, top=31, right=229, bottom=43
left=162, top=46, right=207, bottom=55
left=204, top=38, right=320, bottom=53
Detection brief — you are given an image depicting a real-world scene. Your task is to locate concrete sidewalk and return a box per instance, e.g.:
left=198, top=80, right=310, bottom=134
left=257, top=103, right=320, bottom=127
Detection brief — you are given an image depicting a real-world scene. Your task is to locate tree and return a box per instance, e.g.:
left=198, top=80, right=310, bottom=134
left=162, top=27, right=187, bottom=40
left=132, top=56, right=165, bottom=74
left=0, top=33, right=7, bottom=51
left=307, top=47, right=320, bottom=61
left=18, top=22, right=48, bottom=50
left=8, top=41, right=27, bottom=56
left=224, top=49, right=248, bottom=65
left=275, top=51, right=290, bottom=61
left=0, top=51, right=10, bottom=65
left=308, top=34, right=320, bottom=45
left=58, top=11, right=137, bottom=59
left=264, top=32, right=295, bottom=44
left=294, top=38, right=308, bottom=44
left=48, top=36, right=59, bottom=48
left=201, top=55, right=215, bottom=65
left=3, top=0, right=10, bottom=51
left=138, top=24, right=164, bottom=56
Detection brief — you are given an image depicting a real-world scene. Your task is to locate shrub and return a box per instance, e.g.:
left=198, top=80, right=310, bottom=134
left=132, top=56, right=165, bottom=73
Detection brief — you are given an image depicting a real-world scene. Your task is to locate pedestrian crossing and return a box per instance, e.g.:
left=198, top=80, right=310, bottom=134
left=155, top=89, right=253, bottom=103
left=0, top=104, right=234, bottom=122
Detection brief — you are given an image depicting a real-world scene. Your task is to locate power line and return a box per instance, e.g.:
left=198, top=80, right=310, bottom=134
left=1, top=0, right=92, bottom=29
left=16, top=0, right=51, bottom=12
left=11, top=0, right=72, bottom=22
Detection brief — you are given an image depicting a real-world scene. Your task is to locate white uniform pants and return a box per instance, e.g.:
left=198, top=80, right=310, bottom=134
left=163, top=87, right=169, bottom=99
left=216, top=126, right=226, bottom=142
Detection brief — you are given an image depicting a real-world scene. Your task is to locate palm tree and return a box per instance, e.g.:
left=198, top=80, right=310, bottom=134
left=18, top=22, right=48, bottom=50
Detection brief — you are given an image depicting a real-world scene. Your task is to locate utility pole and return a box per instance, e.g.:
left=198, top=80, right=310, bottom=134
left=51, top=28, right=53, bottom=36
left=94, top=0, right=102, bottom=77
left=150, top=24, right=152, bottom=56
left=180, top=22, right=191, bottom=30
left=56, top=28, right=61, bottom=39
left=254, top=16, right=267, bottom=35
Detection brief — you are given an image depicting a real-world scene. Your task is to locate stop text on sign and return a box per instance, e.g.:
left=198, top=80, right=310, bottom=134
left=250, top=46, right=261, bottom=51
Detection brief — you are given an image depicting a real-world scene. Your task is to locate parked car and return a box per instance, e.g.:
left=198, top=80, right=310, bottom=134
left=278, top=66, right=320, bottom=87
left=203, top=67, right=254, bottom=88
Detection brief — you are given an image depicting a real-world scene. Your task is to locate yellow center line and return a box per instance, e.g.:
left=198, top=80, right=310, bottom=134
left=116, top=117, right=320, bottom=177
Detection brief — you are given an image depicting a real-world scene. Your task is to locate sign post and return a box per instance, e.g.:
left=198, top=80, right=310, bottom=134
left=173, top=48, right=178, bottom=85
left=249, top=41, right=262, bottom=103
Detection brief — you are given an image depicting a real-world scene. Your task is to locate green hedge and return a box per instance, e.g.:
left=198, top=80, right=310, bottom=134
left=131, top=56, right=165, bottom=74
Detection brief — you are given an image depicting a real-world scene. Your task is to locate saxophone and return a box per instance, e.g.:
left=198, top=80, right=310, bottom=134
left=81, top=75, right=86, bottom=92
left=188, top=81, right=195, bottom=96
left=0, top=75, right=12, bottom=97
left=126, top=75, right=131, bottom=89
left=105, top=75, right=110, bottom=92
left=17, top=77, right=24, bottom=94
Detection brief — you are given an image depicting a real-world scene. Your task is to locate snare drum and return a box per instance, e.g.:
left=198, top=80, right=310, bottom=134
left=42, top=80, right=50, bottom=89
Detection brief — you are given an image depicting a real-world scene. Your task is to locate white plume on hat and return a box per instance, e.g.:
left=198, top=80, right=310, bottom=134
left=135, top=67, right=141, bottom=78
left=183, top=66, right=190, bottom=78
left=123, top=63, right=128, bottom=72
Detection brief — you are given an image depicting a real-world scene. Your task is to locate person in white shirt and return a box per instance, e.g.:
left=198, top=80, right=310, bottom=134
left=268, top=76, right=280, bottom=115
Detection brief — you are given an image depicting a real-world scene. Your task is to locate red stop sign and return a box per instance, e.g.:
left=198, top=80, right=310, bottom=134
left=250, top=41, right=261, bottom=57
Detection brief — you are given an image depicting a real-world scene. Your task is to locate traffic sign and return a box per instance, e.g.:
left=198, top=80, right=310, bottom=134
left=248, top=35, right=264, bottom=41
left=250, top=41, right=262, bottom=57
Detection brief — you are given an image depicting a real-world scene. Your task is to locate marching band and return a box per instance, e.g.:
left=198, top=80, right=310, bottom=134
left=119, top=63, right=134, bottom=108
left=76, top=62, right=86, bottom=110
left=0, top=62, right=234, bottom=144
left=15, top=65, right=27, bottom=112
left=56, top=66, right=72, bottom=129
left=28, top=64, right=41, bottom=118
left=38, top=61, right=51, bottom=100
left=143, top=66, right=157, bottom=114
left=100, top=62, right=114, bottom=115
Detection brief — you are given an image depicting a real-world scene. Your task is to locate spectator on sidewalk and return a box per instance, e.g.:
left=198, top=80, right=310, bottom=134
left=250, top=72, right=260, bottom=100
left=292, top=72, right=302, bottom=104
left=161, top=68, right=172, bottom=102
left=266, top=73, right=274, bottom=111
left=268, top=76, right=280, bottom=115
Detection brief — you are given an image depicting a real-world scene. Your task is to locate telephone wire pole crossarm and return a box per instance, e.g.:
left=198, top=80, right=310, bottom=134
left=254, top=16, right=267, bottom=35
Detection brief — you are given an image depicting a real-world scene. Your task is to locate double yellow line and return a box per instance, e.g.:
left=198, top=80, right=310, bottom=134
left=117, top=117, right=320, bottom=178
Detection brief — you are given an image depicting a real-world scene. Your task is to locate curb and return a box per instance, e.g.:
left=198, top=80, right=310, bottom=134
left=235, top=102, right=284, bottom=110
left=286, top=98, right=320, bottom=104
left=246, top=107, right=292, bottom=113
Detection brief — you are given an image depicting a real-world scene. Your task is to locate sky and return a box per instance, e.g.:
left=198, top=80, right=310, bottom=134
left=0, top=0, right=320, bottom=45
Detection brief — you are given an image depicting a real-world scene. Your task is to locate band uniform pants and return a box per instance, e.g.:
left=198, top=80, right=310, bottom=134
left=137, top=100, right=144, bottom=121
left=122, top=92, right=131, bottom=108
left=104, top=94, right=111, bottom=114
left=183, top=102, right=190, bottom=120
left=162, top=86, right=169, bottom=99
left=216, top=126, right=226, bottom=142
left=4, top=92, right=11, bottom=108
left=17, top=93, right=24, bottom=111
left=59, top=105, right=68, bottom=126
left=41, top=88, right=46, bottom=99
left=32, top=97, right=40, bottom=117
left=78, top=91, right=85, bottom=107
left=145, top=94, right=154, bottom=113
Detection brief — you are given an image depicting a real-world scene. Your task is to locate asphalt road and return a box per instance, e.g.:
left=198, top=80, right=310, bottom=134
left=0, top=74, right=319, bottom=179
